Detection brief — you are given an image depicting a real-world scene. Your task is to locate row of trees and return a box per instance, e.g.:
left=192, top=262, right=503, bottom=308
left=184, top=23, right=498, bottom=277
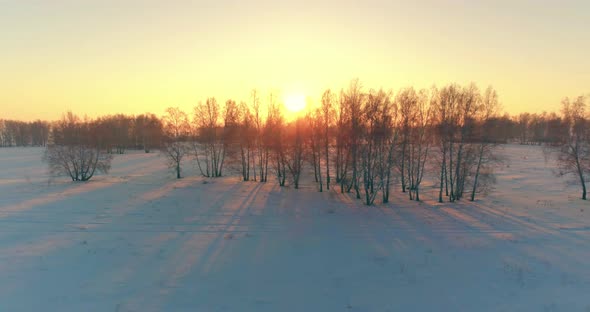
left=90, top=114, right=164, bottom=154
left=0, top=119, right=50, bottom=147
left=321, top=82, right=504, bottom=204
left=3, top=105, right=571, bottom=150
left=3, top=109, right=567, bottom=151
left=1, top=115, right=165, bottom=151
left=515, top=112, right=569, bottom=145
left=158, top=81, right=505, bottom=205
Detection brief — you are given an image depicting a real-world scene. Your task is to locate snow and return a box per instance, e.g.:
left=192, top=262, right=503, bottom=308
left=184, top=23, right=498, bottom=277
left=0, top=145, right=589, bottom=311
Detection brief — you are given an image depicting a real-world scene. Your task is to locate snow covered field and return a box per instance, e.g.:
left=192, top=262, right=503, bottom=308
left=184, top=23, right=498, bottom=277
left=0, top=144, right=589, bottom=311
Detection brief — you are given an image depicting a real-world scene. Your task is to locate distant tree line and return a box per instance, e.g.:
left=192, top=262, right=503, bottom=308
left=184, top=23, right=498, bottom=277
left=514, top=112, right=569, bottom=145
left=2, top=104, right=570, bottom=150
left=0, top=119, right=50, bottom=147
left=1, top=114, right=164, bottom=151
left=90, top=114, right=164, bottom=154
left=43, top=113, right=165, bottom=181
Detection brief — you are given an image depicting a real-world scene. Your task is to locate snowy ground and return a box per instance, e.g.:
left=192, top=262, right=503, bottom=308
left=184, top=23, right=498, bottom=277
left=0, top=145, right=589, bottom=311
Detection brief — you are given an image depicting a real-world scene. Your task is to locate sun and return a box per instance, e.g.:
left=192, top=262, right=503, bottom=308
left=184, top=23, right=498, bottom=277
left=284, top=94, right=306, bottom=113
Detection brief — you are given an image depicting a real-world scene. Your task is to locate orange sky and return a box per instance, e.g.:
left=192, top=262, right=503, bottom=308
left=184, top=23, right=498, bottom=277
left=1, top=1, right=589, bottom=121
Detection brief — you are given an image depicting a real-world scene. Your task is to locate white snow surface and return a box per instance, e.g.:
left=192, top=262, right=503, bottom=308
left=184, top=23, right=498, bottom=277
left=0, top=145, right=589, bottom=311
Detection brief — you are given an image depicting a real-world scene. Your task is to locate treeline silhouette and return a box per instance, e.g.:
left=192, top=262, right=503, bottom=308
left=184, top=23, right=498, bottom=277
left=7, top=80, right=588, bottom=203
left=0, top=120, right=50, bottom=147
left=1, top=114, right=164, bottom=152
left=1, top=107, right=572, bottom=149
left=43, top=113, right=164, bottom=181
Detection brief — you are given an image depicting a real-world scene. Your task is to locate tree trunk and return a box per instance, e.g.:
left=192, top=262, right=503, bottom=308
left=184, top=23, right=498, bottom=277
left=318, top=158, right=323, bottom=192
left=400, top=143, right=406, bottom=192
left=575, top=152, right=587, bottom=200
left=312, top=150, right=318, bottom=182
left=176, top=160, right=181, bottom=179
left=470, top=144, right=485, bottom=201
left=439, top=149, right=446, bottom=203
left=448, top=141, right=455, bottom=202
left=325, top=139, right=330, bottom=190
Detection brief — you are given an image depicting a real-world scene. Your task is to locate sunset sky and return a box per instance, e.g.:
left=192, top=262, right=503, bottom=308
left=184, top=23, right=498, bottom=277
left=1, top=0, right=589, bottom=121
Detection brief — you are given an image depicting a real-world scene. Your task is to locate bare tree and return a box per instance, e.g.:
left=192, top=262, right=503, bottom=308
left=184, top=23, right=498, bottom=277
left=395, top=87, right=415, bottom=194
left=266, top=97, right=286, bottom=186
left=238, top=101, right=255, bottom=181
left=0, top=120, right=8, bottom=147
left=340, top=79, right=364, bottom=198
left=45, top=112, right=112, bottom=182
left=433, top=84, right=481, bottom=202
left=306, top=107, right=324, bottom=191
left=134, top=114, right=164, bottom=153
left=360, top=89, right=393, bottom=205
left=433, top=85, right=460, bottom=202
left=335, top=90, right=351, bottom=193
left=161, top=107, right=190, bottom=179
left=470, top=86, right=503, bottom=201
left=193, top=97, right=227, bottom=177
left=451, top=84, right=480, bottom=201
left=321, top=89, right=336, bottom=190
left=252, top=90, right=280, bottom=182
left=552, top=96, right=589, bottom=199
left=518, top=113, right=532, bottom=145
left=379, top=93, right=398, bottom=204
left=30, top=120, right=50, bottom=146
left=285, top=117, right=305, bottom=189
left=406, top=89, right=433, bottom=201
left=432, top=84, right=499, bottom=202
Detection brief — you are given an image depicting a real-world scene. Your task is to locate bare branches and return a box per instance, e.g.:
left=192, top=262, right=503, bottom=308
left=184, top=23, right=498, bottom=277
left=161, top=107, right=190, bottom=179
left=193, top=98, right=227, bottom=177
left=551, top=95, right=590, bottom=199
left=470, top=86, right=504, bottom=201
left=44, top=112, right=112, bottom=182
left=35, top=79, right=529, bottom=205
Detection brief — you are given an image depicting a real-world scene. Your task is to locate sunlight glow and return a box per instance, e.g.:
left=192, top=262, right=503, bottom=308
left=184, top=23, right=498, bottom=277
left=284, top=94, right=307, bottom=113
